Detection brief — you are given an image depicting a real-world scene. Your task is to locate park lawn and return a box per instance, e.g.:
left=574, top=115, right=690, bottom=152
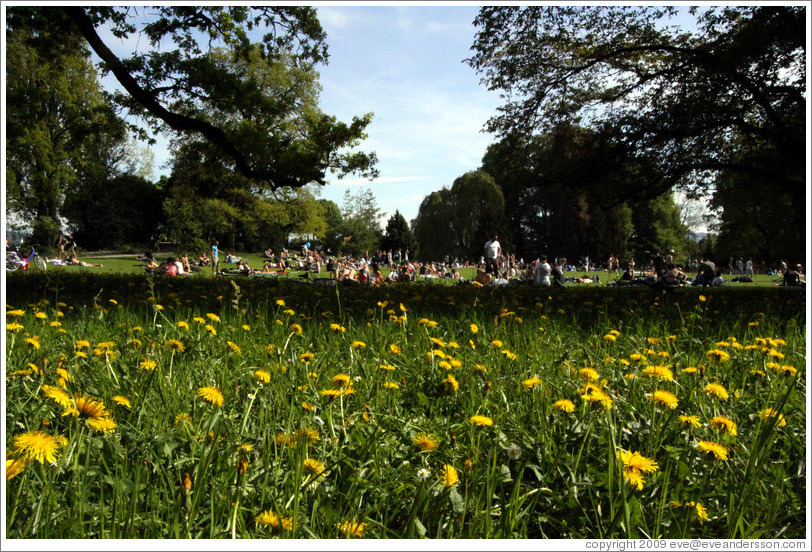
left=49, top=252, right=787, bottom=288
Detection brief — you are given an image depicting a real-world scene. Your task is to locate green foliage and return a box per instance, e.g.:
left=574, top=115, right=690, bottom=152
left=413, top=171, right=505, bottom=261
left=380, top=211, right=418, bottom=256
left=628, top=192, right=691, bottom=261
left=4, top=274, right=806, bottom=539
left=338, top=188, right=383, bottom=256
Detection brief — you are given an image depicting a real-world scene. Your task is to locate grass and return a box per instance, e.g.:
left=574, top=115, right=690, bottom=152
left=4, top=271, right=806, bottom=539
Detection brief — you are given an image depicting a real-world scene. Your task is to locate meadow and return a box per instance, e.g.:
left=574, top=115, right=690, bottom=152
left=4, top=271, right=807, bottom=539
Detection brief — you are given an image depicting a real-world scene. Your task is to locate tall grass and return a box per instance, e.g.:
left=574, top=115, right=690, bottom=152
left=4, top=273, right=806, bottom=538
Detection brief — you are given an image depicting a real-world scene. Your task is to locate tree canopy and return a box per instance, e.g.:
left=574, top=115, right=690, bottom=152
left=468, top=6, right=805, bottom=206
left=24, top=6, right=377, bottom=191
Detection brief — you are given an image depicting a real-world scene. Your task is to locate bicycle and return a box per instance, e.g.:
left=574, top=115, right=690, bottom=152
left=6, top=246, right=47, bottom=272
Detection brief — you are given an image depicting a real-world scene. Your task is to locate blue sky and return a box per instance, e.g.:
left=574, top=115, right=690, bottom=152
left=313, top=5, right=504, bottom=225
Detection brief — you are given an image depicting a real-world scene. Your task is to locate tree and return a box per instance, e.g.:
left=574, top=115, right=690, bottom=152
left=338, top=188, right=383, bottom=256
left=627, top=192, right=691, bottom=262
left=56, top=6, right=378, bottom=190
left=380, top=211, right=418, bottom=256
left=412, top=171, right=505, bottom=262
left=6, top=9, right=128, bottom=247
left=468, top=6, right=805, bottom=209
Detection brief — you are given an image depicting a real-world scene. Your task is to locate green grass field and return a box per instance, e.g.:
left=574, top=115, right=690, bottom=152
left=4, top=271, right=806, bottom=539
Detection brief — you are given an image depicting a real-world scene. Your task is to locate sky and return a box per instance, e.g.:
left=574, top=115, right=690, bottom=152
left=312, top=5, right=504, bottom=225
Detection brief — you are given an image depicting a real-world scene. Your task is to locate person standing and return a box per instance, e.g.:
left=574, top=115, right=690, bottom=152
left=211, top=240, right=220, bottom=274
left=483, top=234, right=501, bottom=275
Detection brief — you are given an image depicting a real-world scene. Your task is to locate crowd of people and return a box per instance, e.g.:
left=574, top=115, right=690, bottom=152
left=128, top=235, right=805, bottom=289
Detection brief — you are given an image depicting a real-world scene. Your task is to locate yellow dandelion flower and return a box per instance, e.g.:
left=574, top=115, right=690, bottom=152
left=35, top=311, right=47, bottom=320
left=413, top=432, right=439, bottom=452
left=283, top=308, right=295, bottom=316
left=140, top=358, right=157, bottom=371
left=6, top=322, right=23, bottom=332
left=25, top=336, right=41, bottom=349
left=681, top=366, right=699, bottom=375
left=502, top=349, right=517, bottom=360
left=6, top=309, right=25, bottom=317
left=758, top=408, right=787, bottom=427
left=254, top=370, right=271, bottom=384
left=206, top=313, right=220, bottom=322
left=581, top=383, right=613, bottom=410
left=6, top=456, right=29, bottom=480
left=380, top=364, right=396, bottom=371
left=302, top=401, right=313, bottom=411
left=388, top=343, right=402, bottom=354
left=227, top=341, right=241, bottom=354
left=165, top=339, right=185, bottom=352
left=299, top=352, right=315, bottom=363
left=679, top=415, right=702, bottom=429
left=193, top=316, right=205, bottom=324
left=696, top=440, right=728, bottom=461
left=290, top=323, right=303, bottom=336
left=332, top=374, right=351, bottom=388
left=320, top=389, right=342, bottom=397
left=579, top=367, right=599, bottom=382
left=330, top=323, right=346, bottom=332
left=112, top=395, right=131, bottom=409
left=491, top=339, right=503, bottom=348
left=603, top=333, right=617, bottom=342
left=649, top=389, right=679, bottom=410
left=706, top=349, right=730, bottom=363
left=522, top=377, right=542, bottom=389
left=351, top=340, right=366, bottom=350
left=337, top=519, right=368, bottom=538
left=640, top=365, right=674, bottom=381
left=242, top=324, right=250, bottom=331
left=443, top=373, right=459, bottom=391
left=469, top=414, right=493, bottom=427
left=708, top=416, right=737, bottom=436
left=197, top=386, right=224, bottom=407
left=12, top=431, right=67, bottom=464
left=87, top=417, right=117, bottom=433
left=777, top=364, right=797, bottom=376
left=177, top=321, right=189, bottom=330
left=440, top=464, right=459, bottom=487
left=704, top=383, right=729, bottom=401
left=42, top=385, right=72, bottom=408
left=174, top=413, right=191, bottom=426
left=553, top=399, right=576, bottom=413
left=302, top=457, right=326, bottom=480
left=438, top=360, right=452, bottom=370
left=275, top=299, right=286, bottom=307
left=470, top=323, right=479, bottom=334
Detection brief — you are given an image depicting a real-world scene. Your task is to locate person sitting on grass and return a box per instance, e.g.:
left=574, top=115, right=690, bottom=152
left=157, top=257, right=178, bottom=276
left=65, top=251, right=103, bottom=268
left=782, top=264, right=805, bottom=286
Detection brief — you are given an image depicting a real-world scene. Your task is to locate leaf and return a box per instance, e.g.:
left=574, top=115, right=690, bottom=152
left=413, top=518, right=427, bottom=537
left=449, top=487, right=464, bottom=514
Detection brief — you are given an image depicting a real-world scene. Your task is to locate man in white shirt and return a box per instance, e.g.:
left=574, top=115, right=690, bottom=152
left=483, top=234, right=501, bottom=275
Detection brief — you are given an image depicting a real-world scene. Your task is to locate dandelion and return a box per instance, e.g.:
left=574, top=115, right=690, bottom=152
left=140, top=358, right=157, bottom=371
left=706, top=349, right=730, bottom=363
left=337, top=519, right=368, bottom=538
left=438, top=360, right=452, bottom=370
left=649, top=389, right=679, bottom=410
left=640, top=365, right=674, bottom=381
left=758, top=408, right=787, bottom=427
left=6, top=456, right=29, bottom=480
left=629, top=353, right=646, bottom=363
left=413, top=432, right=439, bottom=452
left=522, top=377, right=542, bottom=389
left=491, top=339, right=503, bottom=348
left=502, top=349, right=517, bottom=360
left=227, top=341, right=241, bottom=354
left=275, top=299, right=285, bottom=307
left=177, top=321, right=189, bottom=330
left=469, top=415, right=494, bottom=427
left=679, top=415, right=702, bottom=429
left=351, top=340, right=366, bottom=350
left=65, top=394, right=110, bottom=419
left=254, top=370, right=271, bottom=384
left=25, top=336, right=41, bottom=349
left=440, top=464, right=459, bottom=487
left=6, top=309, right=25, bottom=317
left=112, top=396, right=131, bottom=409
left=708, top=416, right=737, bottom=436
left=681, top=366, right=700, bottom=375
left=603, top=333, right=617, bottom=342
left=777, top=364, right=797, bottom=377
left=618, top=449, right=659, bottom=490
left=442, top=373, right=459, bottom=392
left=581, top=383, right=613, bottom=410
left=380, top=364, right=396, bottom=371
left=383, top=382, right=400, bottom=390
left=283, top=309, right=295, bottom=316
left=470, top=323, right=478, bottom=334
left=699, top=295, right=706, bottom=302
left=553, top=399, right=576, bottom=413
left=299, top=352, right=315, bottom=363
left=697, top=440, right=728, bottom=461
left=320, top=389, right=342, bottom=398
left=332, top=374, right=351, bottom=388
left=330, top=323, right=346, bottom=332
left=302, top=458, right=326, bottom=480
left=174, top=413, right=191, bottom=426
left=6, top=322, right=23, bottom=332
left=35, top=312, right=47, bottom=320
left=290, top=323, right=303, bottom=336
left=704, top=383, right=730, bottom=401
left=388, top=343, right=402, bottom=354
left=12, top=431, right=67, bottom=464
left=87, top=417, right=117, bottom=433
left=42, top=385, right=72, bottom=408
left=166, top=339, right=185, bottom=353
left=197, top=386, right=224, bottom=407
left=206, top=313, right=220, bottom=322
left=579, top=367, right=599, bottom=382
